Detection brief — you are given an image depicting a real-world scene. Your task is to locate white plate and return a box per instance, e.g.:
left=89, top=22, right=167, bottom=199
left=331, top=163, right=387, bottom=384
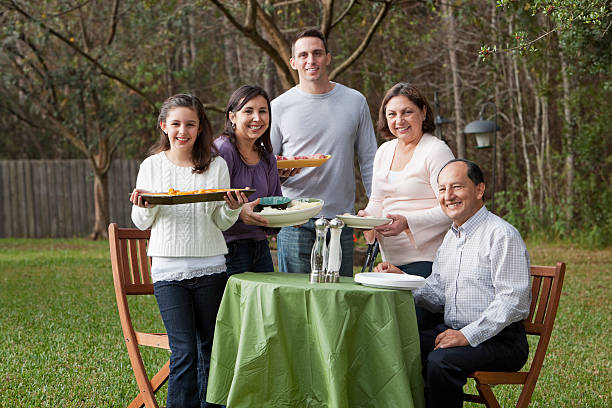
left=259, top=198, right=324, bottom=227
left=336, top=214, right=391, bottom=229
left=354, top=272, right=425, bottom=290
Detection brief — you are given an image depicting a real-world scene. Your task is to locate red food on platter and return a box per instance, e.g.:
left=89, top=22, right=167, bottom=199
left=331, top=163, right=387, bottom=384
left=275, top=154, right=331, bottom=169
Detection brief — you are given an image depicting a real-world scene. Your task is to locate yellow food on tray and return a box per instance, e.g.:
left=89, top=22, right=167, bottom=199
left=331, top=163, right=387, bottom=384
left=166, top=188, right=241, bottom=196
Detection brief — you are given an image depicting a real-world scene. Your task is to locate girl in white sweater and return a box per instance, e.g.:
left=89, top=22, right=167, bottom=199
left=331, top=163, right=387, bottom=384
left=130, top=94, right=245, bottom=408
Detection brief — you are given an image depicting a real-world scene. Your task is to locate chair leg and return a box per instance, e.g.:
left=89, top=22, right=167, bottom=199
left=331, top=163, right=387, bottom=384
left=127, top=360, right=169, bottom=408
left=475, top=383, right=501, bottom=408
left=150, top=359, right=170, bottom=393
left=127, top=393, right=151, bottom=408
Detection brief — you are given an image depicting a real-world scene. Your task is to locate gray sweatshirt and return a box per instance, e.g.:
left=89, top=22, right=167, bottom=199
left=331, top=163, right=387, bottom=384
left=271, top=83, right=377, bottom=218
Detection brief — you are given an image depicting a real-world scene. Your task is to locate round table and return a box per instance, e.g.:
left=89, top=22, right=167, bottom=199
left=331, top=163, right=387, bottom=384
left=206, top=272, right=425, bottom=408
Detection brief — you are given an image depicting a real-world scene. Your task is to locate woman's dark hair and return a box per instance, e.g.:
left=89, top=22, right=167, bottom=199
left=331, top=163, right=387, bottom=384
left=438, top=158, right=486, bottom=187
left=377, top=82, right=435, bottom=140
left=221, top=85, right=273, bottom=162
left=149, top=94, right=215, bottom=174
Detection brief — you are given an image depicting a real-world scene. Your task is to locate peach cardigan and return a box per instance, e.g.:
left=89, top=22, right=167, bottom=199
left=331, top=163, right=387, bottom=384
left=364, top=134, right=454, bottom=266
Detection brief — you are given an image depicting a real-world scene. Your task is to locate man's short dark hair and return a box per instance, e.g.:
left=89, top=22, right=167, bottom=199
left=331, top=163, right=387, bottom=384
left=438, top=158, right=485, bottom=186
left=291, top=28, right=329, bottom=57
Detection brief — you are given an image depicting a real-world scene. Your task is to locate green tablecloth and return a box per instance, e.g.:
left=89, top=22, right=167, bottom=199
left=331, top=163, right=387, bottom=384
left=207, top=272, right=425, bottom=408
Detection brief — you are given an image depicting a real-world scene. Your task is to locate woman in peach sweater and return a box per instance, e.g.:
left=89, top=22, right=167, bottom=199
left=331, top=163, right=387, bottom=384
left=359, top=83, right=454, bottom=325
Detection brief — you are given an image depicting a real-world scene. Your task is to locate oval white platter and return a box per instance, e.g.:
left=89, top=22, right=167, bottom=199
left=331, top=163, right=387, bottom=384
left=354, top=272, right=425, bottom=290
left=336, top=215, right=391, bottom=229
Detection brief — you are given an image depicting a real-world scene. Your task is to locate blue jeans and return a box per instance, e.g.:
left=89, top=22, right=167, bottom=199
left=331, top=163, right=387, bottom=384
left=225, top=239, right=274, bottom=275
left=154, top=273, right=227, bottom=408
left=277, top=218, right=354, bottom=277
left=396, top=261, right=443, bottom=330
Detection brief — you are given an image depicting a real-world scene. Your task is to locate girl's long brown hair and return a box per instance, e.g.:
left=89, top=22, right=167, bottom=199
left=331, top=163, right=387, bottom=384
left=149, top=94, right=216, bottom=173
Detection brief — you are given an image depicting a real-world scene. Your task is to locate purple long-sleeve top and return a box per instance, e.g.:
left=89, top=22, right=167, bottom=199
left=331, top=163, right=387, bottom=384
left=214, top=135, right=282, bottom=242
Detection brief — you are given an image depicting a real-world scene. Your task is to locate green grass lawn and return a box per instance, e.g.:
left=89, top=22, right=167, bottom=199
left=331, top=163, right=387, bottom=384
left=0, top=238, right=610, bottom=407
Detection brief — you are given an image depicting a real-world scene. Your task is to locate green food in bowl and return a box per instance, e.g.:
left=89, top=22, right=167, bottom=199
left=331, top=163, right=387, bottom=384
left=254, top=196, right=291, bottom=212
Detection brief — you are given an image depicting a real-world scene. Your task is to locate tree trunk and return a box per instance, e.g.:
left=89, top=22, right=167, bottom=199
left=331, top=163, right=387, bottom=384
left=90, top=164, right=110, bottom=240
left=223, top=20, right=240, bottom=89
left=532, top=92, right=543, bottom=211
left=503, top=34, right=517, bottom=192
left=188, top=13, right=197, bottom=67
left=491, top=3, right=502, bottom=192
left=442, top=0, right=465, bottom=158
left=510, top=19, right=534, bottom=206
left=522, top=60, right=545, bottom=213
left=559, top=48, right=574, bottom=224
left=260, top=3, right=281, bottom=98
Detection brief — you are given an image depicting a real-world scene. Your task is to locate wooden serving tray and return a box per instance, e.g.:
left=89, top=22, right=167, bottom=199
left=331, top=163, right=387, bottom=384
left=276, top=155, right=331, bottom=169
left=140, top=188, right=255, bottom=205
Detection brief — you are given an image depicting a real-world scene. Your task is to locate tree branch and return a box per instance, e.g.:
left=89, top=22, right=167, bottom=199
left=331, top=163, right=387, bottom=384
left=78, top=6, right=91, bottom=52
left=5, top=104, right=43, bottom=130
left=203, top=103, right=225, bottom=113
left=331, top=0, right=357, bottom=30
left=320, top=0, right=334, bottom=38
left=8, top=0, right=156, bottom=111
left=209, top=0, right=297, bottom=89
left=330, top=0, right=393, bottom=80
left=272, top=0, right=305, bottom=6
left=105, top=0, right=120, bottom=46
left=255, top=3, right=297, bottom=84
left=245, top=0, right=256, bottom=30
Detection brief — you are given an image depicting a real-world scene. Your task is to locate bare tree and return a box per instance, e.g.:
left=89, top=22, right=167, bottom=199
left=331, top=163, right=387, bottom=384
left=2, top=0, right=152, bottom=239
left=441, top=0, right=465, bottom=158
left=209, top=0, right=396, bottom=90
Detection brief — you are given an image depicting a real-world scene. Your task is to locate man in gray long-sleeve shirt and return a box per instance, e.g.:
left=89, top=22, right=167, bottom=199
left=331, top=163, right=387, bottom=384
left=271, top=28, right=377, bottom=276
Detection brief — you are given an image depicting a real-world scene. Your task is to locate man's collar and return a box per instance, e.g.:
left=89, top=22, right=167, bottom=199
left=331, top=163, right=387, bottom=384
left=296, top=81, right=335, bottom=95
left=451, top=205, right=488, bottom=237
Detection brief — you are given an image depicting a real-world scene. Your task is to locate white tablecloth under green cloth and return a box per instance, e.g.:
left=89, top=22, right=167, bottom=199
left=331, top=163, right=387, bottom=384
left=206, top=272, right=425, bottom=408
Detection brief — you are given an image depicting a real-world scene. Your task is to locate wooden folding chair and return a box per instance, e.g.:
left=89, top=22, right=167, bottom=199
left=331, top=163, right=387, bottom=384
left=463, top=262, right=566, bottom=408
left=109, top=223, right=170, bottom=408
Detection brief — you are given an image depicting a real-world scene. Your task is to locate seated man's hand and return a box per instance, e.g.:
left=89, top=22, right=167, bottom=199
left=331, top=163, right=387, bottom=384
left=434, top=329, right=469, bottom=349
left=373, top=261, right=404, bottom=274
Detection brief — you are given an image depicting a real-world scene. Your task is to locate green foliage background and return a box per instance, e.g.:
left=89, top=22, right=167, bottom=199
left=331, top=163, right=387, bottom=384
left=0, top=0, right=610, bottom=245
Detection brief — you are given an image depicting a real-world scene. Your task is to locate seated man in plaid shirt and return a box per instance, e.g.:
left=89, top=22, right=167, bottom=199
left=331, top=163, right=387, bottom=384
left=376, top=159, right=531, bottom=408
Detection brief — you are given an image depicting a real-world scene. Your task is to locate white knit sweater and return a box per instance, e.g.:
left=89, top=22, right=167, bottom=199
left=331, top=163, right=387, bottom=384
left=131, top=152, right=241, bottom=257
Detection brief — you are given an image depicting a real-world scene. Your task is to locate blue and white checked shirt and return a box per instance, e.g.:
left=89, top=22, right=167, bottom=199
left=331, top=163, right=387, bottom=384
left=413, top=206, right=531, bottom=346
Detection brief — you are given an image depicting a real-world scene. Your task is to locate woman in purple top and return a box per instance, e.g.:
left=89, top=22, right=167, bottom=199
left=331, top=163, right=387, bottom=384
left=214, top=85, right=282, bottom=275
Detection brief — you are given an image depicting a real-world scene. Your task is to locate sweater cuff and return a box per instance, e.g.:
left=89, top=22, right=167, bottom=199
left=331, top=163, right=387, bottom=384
left=223, top=204, right=242, bottom=218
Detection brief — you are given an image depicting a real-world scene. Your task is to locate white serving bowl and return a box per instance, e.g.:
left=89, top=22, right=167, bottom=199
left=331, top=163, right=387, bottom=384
left=259, top=198, right=324, bottom=227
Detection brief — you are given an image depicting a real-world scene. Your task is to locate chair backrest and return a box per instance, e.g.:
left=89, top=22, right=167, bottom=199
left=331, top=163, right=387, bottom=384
left=109, top=223, right=153, bottom=296
left=519, top=262, right=566, bottom=406
left=108, top=223, right=153, bottom=353
left=109, top=223, right=168, bottom=408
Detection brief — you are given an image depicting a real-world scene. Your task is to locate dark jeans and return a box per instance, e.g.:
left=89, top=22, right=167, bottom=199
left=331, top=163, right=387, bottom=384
left=225, top=239, right=274, bottom=275
left=419, top=322, right=529, bottom=408
left=396, top=261, right=444, bottom=330
left=154, top=273, right=227, bottom=408
left=277, top=218, right=354, bottom=277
